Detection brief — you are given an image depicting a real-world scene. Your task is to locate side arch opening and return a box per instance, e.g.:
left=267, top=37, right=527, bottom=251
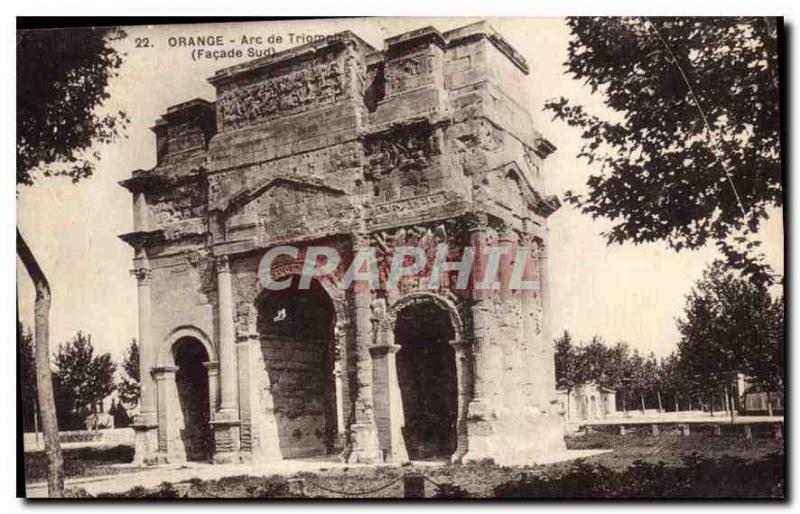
left=394, top=299, right=458, bottom=461
left=173, top=336, right=213, bottom=461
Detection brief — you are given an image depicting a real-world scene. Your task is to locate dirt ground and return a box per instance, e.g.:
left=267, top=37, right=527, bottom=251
left=24, top=429, right=784, bottom=498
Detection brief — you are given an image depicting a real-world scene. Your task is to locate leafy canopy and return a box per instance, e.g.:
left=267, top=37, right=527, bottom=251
left=676, top=261, right=784, bottom=391
left=17, top=27, right=128, bottom=186
left=546, top=17, right=781, bottom=284
left=53, top=332, right=117, bottom=420
left=117, top=339, right=140, bottom=408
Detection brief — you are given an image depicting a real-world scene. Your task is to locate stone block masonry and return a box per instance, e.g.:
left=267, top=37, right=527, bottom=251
left=120, top=20, right=565, bottom=467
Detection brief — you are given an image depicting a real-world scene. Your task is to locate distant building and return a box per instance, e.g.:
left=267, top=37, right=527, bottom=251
left=558, top=383, right=616, bottom=422
left=733, top=373, right=783, bottom=415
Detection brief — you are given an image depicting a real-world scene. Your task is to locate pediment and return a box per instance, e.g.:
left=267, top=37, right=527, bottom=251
left=223, top=174, right=347, bottom=216
left=221, top=174, right=357, bottom=244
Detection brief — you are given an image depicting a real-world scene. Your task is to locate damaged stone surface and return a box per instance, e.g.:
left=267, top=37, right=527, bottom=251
left=120, top=21, right=565, bottom=467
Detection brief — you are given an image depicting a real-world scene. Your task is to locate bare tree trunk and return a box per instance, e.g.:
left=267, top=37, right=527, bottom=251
left=640, top=393, right=646, bottom=413
left=17, top=229, right=64, bottom=497
left=674, top=394, right=679, bottom=413
left=34, top=400, right=40, bottom=450
left=767, top=391, right=773, bottom=417
left=657, top=391, right=663, bottom=413
left=723, top=386, right=731, bottom=415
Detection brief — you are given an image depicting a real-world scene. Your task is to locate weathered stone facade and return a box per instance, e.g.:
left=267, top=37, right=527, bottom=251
left=120, top=21, right=565, bottom=466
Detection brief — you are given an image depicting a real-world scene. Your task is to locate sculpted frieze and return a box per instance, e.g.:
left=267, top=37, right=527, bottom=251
left=364, top=125, right=434, bottom=179
left=218, top=58, right=345, bottom=131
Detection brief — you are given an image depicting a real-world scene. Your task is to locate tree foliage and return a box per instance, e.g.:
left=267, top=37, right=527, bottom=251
left=554, top=331, right=583, bottom=392
left=53, top=332, right=117, bottom=428
left=546, top=17, right=781, bottom=284
left=676, top=261, right=784, bottom=393
left=556, top=336, right=700, bottom=412
left=17, top=27, right=128, bottom=186
left=556, top=260, right=783, bottom=414
left=117, top=339, right=140, bottom=409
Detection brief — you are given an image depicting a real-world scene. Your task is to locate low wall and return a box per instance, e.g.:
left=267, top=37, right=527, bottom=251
left=23, top=428, right=134, bottom=451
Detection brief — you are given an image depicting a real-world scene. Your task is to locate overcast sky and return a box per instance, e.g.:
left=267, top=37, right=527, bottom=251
left=17, top=17, right=784, bottom=362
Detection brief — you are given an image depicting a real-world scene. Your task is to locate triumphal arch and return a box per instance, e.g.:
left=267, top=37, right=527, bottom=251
left=121, top=21, right=565, bottom=466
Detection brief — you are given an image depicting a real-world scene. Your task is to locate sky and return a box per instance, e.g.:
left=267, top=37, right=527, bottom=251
left=17, top=17, right=784, bottom=362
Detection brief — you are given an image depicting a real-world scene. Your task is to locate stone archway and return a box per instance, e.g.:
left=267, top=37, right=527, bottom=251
left=173, top=337, right=214, bottom=461
left=256, top=277, right=339, bottom=458
left=391, top=295, right=462, bottom=461
left=152, top=326, right=217, bottom=463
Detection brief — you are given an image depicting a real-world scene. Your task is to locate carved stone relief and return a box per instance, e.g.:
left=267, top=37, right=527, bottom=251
left=364, top=125, right=434, bottom=179
left=218, top=58, right=345, bottom=131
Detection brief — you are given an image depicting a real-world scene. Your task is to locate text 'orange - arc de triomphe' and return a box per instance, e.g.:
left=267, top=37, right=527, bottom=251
left=120, top=21, right=566, bottom=466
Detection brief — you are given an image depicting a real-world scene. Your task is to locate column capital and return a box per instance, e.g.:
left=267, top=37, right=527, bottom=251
left=152, top=365, right=179, bottom=380
left=369, top=344, right=401, bottom=357
left=130, top=267, right=152, bottom=285
left=496, top=220, right=517, bottom=242
left=534, top=240, right=548, bottom=259
left=214, top=254, right=230, bottom=273
left=463, top=211, right=490, bottom=233
left=203, top=360, right=220, bottom=374
left=518, top=232, right=541, bottom=248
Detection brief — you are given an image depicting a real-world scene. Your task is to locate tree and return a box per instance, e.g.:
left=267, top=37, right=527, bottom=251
left=53, top=332, right=117, bottom=430
left=108, top=399, right=130, bottom=428
left=603, top=341, right=631, bottom=400
left=659, top=352, right=694, bottom=412
left=18, top=324, right=39, bottom=433
left=554, top=331, right=585, bottom=419
left=643, top=353, right=662, bottom=412
left=626, top=351, right=649, bottom=412
left=117, top=339, right=140, bottom=409
left=545, top=17, right=781, bottom=284
left=17, top=26, right=127, bottom=497
left=676, top=261, right=784, bottom=412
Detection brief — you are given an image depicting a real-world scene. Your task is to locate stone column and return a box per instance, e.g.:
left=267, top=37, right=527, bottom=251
left=450, top=340, right=472, bottom=463
left=462, top=212, right=496, bottom=462
left=215, top=255, right=239, bottom=417
left=332, top=325, right=347, bottom=453
left=152, top=365, right=183, bottom=463
left=369, top=315, right=408, bottom=464
left=203, top=361, right=219, bottom=422
left=466, top=213, right=491, bottom=404
left=496, top=225, right=521, bottom=410
left=130, top=260, right=158, bottom=465
left=536, top=238, right=557, bottom=404
left=518, top=233, right=541, bottom=414
left=333, top=356, right=345, bottom=446
left=343, top=233, right=382, bottom=464
left=212, top=254, right=241, bottom=463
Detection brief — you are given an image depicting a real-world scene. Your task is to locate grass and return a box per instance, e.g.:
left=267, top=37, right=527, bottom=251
left=31, top=429, right=784, bottom=498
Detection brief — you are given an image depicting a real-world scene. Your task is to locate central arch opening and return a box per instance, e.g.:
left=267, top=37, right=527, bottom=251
left=173, top=337, right=213, bottom=462
left=395, top=300, right=458, bottom=461
left=258, top=278, right=337, bottom=458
